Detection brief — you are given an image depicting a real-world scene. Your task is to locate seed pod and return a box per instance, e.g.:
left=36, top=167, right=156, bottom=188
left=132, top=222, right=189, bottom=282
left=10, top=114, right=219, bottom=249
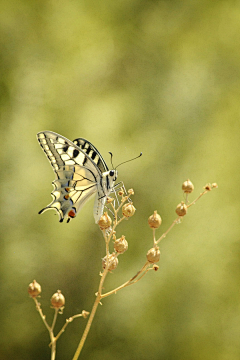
left=114, top=235, right=128, bottom=254
left=98, top=212, right=112, bottom=230
left=148, top=211, right=162, bottom=229
left=28, top=280, right=41, bottom=298
left=204, top=183, right=212, bottom=191
left=175, top=202, right=187, bottom=216
left=182, top=179, right=194, bottom=193
left=102, top=253, right=119, bottom=271
left=146, top=247, right=160, bottom=263
left=122, top=203, right=136, bottom=218
left=51, top=290, right=65, bottom=309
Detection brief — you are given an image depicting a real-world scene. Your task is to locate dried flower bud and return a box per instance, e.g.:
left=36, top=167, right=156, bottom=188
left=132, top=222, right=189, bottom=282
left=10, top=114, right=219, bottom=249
left=98, top=212, right=112, bottom=230
left=153, top=265, right=159, bottom=271
left=28, top=280, right=41, bottom=298
left=122, top=203, right=136, bottom=218
left=128, top=188, right=134, bottom=195
left=175, top=202, right=187, bottom=216
left=106, top=197, right=114, bottom=204
left=118, top=189, right=124, bottom=196
left=51, top=290, right=65, bottom=309
left=147, top=247, right=160, bottom=263
left=182, top=179, right=194, bottom=193
left=204, top=183, right=212, bottom=191
left=148, top=211, right=162, bottom=229
left=114, top=235, right=128, bottom=254
left=212, top=182, right=218, bottom=188
left=102, top=253, right=119, bottom=271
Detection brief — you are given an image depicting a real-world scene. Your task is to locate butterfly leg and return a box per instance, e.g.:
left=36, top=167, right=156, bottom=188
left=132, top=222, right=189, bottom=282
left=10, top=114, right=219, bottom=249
left=112, top=181, right=132, bottom=203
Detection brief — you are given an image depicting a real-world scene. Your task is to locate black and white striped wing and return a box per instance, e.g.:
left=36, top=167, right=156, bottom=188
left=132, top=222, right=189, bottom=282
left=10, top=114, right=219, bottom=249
left=37, top=131, right=108, bottom=223
left=72, top=137, right=109, bottom=173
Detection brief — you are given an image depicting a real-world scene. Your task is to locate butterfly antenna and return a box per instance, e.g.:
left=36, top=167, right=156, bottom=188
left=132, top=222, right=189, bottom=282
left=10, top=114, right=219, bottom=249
left=109, top=152, right=114, bottom=168
left=115, top=152, right=142, bottom=170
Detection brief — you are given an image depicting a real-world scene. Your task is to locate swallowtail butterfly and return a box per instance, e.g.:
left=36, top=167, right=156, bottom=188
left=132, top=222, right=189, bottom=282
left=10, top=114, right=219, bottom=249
left=37, top=131, right=118, bottom=223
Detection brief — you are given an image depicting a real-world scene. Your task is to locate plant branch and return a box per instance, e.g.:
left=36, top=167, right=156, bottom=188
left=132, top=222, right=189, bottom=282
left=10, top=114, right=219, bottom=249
left=101, top=261, right=150, bottom=299
left=155, top=217, right=180, bottom=245
left=187, top=190, right=208, bottom=208
left=72, top=256, right=111, bottom=360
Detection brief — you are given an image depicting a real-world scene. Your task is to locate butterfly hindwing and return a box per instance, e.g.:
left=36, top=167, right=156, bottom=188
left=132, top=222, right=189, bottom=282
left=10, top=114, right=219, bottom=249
left=37, top=131, right=117, bottom=223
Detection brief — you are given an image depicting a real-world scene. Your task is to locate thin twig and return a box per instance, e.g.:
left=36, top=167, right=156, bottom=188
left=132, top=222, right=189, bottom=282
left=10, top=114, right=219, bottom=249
left=155, top=217, right=180, bottom=245
left=72, top=256, right=111, bottom=360
left=51, top=308, right=58, bottom=332
left=33, top=298, right=51, bottom=332
left=101, top=262, right=150, bottom=299
left=187, top=190, right=208, bottom=208
left=50, top=314, right=85, bottom=345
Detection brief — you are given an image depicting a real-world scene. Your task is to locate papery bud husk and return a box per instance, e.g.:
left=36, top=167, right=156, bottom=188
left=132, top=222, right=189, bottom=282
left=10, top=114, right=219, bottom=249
left=98, top=212, right=112, bottom=230
left=182, top=179, right=194, bottom=193
left=102, top=253, right=119, bottom=271
left=175, top=202, right=187, bottom=216
left=51, top=290, right=65, bottom=309
left=128, top=189, right=134, bottom=195
left=122, top=203, right=136, bottom=217
left=147, top=247, right=160, bottom=263
left=114, top=235, right=128, bottom=254
left=28, top=280, right=41, bottom=298
left=148, top=211, right=162, bottom=229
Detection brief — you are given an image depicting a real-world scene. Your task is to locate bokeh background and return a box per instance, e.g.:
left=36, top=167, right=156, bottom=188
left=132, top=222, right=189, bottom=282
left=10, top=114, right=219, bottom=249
left=0, top=1, right=239, bottom=359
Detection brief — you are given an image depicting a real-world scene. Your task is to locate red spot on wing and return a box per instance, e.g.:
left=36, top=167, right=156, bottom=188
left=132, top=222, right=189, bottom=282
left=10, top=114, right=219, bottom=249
left=68, top=209, right=76, bottom=218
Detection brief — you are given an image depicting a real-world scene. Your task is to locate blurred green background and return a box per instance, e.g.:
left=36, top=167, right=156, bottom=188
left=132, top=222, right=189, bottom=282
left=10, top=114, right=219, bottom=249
left=0, top=0, right=239, bottom=359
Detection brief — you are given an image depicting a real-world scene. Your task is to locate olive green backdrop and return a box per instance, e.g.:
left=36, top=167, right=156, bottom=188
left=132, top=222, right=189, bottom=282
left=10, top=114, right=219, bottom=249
left=0, top=1, right=239, bottom=359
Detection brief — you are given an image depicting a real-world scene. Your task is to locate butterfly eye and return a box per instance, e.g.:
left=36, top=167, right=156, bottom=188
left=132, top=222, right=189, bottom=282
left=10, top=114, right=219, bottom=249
left=109, top=170, right=115, bottom=177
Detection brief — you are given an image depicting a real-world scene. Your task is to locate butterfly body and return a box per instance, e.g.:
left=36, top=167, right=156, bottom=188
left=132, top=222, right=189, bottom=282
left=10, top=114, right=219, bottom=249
left=37, top=131, right=117, bottom=223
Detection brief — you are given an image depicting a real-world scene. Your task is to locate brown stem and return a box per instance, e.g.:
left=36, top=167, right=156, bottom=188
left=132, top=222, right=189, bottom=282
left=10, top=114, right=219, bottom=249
left=101, top=262, right=150, bottom=299
left=72, top=262, right=110, bottom=360
left=155, top=217, right=180, bottom=245
left=187, top=190, right=208, bottom=208
left=72, top=293, right=101, bottom=360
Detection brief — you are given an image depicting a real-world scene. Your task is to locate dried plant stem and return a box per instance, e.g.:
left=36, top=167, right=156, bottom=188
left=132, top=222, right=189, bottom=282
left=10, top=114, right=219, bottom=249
left=101, top=261, right=150, bottom=299
left=72, top=185, right=217, bottom=359
left=72, top=294, right=101, bottom=360
left=50, top=336, right=56, bottom=360
left=187, top=190, right=208, bottom=208
left=155, top=217, right=180, bottom=245
left=72, top=196, right=135, bottom=359
left=33, top=298, right=51, bottom=331
left=51, top=309, right=58, bottom=332
left=51, top=314, right=85, bottom=345
left=29, top=183, right=217, bottom=360
left=72, top=260, right=110, bottom=360
left=155, top=188, right=212, bottom=245
left=33, top=298, right=57, bottom=360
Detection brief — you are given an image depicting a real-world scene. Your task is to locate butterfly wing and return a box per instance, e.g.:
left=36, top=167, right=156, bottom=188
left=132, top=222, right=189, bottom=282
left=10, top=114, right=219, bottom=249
left=37, top=131, right=107, bottom=223
left=73, top=137, right=113, bottom=223
left=72, top=137, right=109, bottom=173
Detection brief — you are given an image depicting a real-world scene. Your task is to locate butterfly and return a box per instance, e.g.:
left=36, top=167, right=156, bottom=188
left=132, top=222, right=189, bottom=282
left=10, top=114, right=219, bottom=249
left=37, top=131, right=118, bottom=223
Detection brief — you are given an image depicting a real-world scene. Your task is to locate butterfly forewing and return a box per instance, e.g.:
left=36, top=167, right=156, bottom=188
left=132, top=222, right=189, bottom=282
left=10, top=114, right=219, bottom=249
left=37, top=131, right=116, bottom=223
left=73, top=138, right=109, bottom=174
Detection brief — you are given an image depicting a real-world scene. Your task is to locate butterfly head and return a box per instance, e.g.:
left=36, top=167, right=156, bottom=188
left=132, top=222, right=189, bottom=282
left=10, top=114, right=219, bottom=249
left=109, top=169, right=118, bottom=182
